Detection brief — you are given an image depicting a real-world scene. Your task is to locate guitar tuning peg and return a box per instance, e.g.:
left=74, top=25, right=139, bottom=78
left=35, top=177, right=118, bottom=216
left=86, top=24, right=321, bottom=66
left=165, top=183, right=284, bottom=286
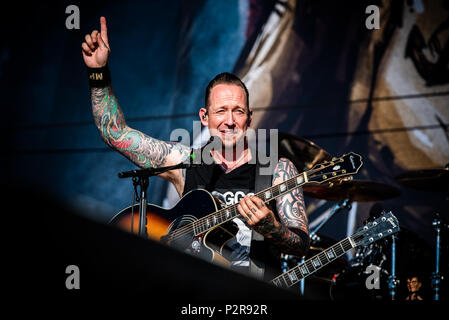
left=340, top=176, right=351, bottom=183
left=332, top=157, right=337, bottom=161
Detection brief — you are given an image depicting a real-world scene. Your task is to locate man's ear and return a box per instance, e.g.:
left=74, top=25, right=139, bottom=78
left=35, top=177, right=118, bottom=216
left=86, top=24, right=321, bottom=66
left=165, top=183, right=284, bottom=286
left=199, top=108, right=208, bottom=126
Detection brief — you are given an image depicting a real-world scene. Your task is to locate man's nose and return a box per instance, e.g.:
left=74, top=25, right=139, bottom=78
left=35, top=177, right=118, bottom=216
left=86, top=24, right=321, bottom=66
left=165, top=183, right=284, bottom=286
left=224, top=110, right=235, bottom=125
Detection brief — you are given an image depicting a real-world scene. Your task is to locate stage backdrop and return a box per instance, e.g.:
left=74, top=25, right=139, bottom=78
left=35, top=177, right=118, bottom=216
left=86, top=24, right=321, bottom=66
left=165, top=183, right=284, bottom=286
left=4, top=0, right=448, bottom=280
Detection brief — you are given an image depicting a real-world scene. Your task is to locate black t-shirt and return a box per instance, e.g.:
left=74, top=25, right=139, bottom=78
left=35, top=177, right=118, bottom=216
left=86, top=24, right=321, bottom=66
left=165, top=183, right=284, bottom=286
left=183, top=161, right=257, bottom=268
left=183, top=161, right=256, bottom=202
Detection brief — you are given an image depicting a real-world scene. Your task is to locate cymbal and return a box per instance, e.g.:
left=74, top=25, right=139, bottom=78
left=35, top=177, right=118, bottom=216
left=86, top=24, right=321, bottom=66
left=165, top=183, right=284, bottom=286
left=278, top=132, right=332, bottom=171
left=395, top=168, right=449, bottom=193
left=303, top=180, right=401, bottom=202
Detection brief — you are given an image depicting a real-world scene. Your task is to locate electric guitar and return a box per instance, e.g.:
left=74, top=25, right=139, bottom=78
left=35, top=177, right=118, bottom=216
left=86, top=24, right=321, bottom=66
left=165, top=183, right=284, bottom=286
left=270, top=211, right=400, bottom=288
left=109, top=152, right=363, bottom=265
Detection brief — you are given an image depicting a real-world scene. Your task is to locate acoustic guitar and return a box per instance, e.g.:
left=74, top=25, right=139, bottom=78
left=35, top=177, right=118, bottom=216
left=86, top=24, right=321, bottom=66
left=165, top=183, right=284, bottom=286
left=109, top=152, right=363, bottom=266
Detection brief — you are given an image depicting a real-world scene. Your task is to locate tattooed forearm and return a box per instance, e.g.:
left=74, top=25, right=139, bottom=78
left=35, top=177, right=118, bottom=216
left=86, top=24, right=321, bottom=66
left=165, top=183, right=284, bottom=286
left=252, top=211, right=309, bottom=256
left=262, top=221, right=309, bottom=256
left=267, top=157, right=310, bottom=256
left=274, top=158, right=308, bottom=233
left=90, top=86, right=190, bottom=169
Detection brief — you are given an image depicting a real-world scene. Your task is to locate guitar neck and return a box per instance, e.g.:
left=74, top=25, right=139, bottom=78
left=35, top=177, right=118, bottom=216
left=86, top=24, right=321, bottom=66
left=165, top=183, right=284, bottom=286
left=193, top=171, right=310, bottom=235
left=192, top=154, right=358, bottom=236
left=271, top=235, right=356, bottom=288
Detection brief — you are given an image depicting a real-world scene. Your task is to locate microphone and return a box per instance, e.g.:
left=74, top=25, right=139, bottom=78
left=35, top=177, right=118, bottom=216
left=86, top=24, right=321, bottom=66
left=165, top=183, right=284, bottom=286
left=118, top=153, right=203, bottom=179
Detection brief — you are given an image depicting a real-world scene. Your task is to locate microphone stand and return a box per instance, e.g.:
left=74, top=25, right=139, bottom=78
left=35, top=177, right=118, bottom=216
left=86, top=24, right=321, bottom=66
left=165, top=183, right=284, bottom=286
left=309, top=199, right=352, bottom=241
left=388, top=234, right=398, bottom=300
left=431, top=213, right=443, bottom=300
left=307, top=199, right=351, bottom=297
left=118, top=161, right=200, bottom=237
left=431, top=188, right=448, bottom=301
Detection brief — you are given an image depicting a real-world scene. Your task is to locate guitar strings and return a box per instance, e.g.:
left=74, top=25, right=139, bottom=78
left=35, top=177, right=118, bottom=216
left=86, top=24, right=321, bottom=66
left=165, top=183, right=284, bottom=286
left=274, top=237, right=353, bottom=286
left=162, top=169, right=324, bottom=243
left=273, top=218, right=394, bottom=286
left=285, top=238, right=355, bottom=285
left=164, top=180, right=319, bottom=243
left=163, top=162, right=344, bottom=243
left=170, top=154, right=361, bottom=243
left=163, top=163, right=348, bottom=243
left=169, top=164, right=346, bottom=241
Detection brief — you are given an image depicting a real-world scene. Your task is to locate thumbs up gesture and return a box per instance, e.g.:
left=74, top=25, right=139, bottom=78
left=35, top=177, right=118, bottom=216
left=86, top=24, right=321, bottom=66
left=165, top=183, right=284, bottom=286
left=82, top=17, right=110, bottom=68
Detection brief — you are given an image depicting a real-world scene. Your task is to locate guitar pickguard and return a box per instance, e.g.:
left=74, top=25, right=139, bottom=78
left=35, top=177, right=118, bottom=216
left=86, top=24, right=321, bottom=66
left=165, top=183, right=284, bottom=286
left=109, top=189, right=235, bottom=265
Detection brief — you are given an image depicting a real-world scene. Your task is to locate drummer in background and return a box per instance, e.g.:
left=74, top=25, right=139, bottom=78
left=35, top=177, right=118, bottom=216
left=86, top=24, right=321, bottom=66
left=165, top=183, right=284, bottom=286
left=405, top=275, right=424, bottom=300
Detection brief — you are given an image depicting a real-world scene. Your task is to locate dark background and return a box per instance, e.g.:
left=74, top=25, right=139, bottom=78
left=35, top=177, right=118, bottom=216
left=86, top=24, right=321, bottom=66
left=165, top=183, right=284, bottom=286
left=2, top=0, right=448, bottom=300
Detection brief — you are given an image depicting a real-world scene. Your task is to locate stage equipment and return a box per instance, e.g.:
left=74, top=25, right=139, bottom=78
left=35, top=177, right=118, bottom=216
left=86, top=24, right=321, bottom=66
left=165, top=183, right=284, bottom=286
left=336, top=227, right=433, bottom=300
left=280, top=233, right=348, bottom=298
left=304, top=179, right=400, bottom=250
left=430, top=213, right=448, bottom=300
left=271, top=212, right=400, bottom=293
left=303, top=180, right=401, bottom=202
left=395, top=166, right=448, bottom=300
left=117, top=161, right=201, bottom=237
left=388, top=234, right=398, bottom=300
left=278, top=132, right=332, bottom=171
left=395, top=167, right=449, bottom=193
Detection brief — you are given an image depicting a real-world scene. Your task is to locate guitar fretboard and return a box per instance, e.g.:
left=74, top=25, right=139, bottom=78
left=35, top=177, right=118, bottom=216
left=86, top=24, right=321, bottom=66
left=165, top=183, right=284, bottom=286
left=192, top=171, right=309, bottom=235
left=271, top=236, right=356, bottom=288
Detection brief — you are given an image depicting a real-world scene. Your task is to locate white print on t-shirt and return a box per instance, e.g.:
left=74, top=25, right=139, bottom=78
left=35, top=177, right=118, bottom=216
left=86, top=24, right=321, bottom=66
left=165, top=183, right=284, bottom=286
left=222, top=191, right=254, bottom=205
left=211, top=190, right=254, bottom=267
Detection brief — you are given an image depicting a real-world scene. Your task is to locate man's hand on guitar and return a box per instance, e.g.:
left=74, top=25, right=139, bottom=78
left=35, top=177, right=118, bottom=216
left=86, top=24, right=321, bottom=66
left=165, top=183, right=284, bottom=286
left=237, top=196, right=281, bottom=237
left=82, top=16, right=110, bottom=68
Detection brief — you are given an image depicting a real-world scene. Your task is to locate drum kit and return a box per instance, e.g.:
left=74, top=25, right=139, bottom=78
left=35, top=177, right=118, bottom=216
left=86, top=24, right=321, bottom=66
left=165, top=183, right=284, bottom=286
left=277, top=132, right=448, bottom=300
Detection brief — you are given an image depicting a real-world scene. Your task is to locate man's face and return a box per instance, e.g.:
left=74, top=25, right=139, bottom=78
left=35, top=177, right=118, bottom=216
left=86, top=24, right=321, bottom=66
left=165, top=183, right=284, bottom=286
left=407, top=277, right=422, bottom=293
left=200, top=83, right=251, bottom=149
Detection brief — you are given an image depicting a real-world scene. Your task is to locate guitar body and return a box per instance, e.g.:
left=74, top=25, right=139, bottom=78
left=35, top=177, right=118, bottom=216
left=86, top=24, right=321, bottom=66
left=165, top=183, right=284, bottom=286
left=109, top=153, right=364, bottom=268
left=109, top=189, right=237, bottom=266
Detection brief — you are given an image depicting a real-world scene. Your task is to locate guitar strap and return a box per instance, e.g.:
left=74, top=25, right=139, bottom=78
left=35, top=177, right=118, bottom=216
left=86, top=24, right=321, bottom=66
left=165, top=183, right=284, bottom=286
left=189, top=135, right=279, bottom=280
left=249, top=137, right=277, bottom=280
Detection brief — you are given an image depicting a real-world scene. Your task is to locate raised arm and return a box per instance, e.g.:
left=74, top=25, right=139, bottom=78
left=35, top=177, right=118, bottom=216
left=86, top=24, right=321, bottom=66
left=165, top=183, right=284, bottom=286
left=91, top=87, right=190, bottom=186
left=82, top=17, right=190, bottom=194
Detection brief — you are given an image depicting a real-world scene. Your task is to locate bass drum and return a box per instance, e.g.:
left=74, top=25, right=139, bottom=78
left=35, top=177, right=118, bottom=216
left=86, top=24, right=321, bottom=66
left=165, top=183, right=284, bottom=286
left=330, top=228, right=433, bottom=300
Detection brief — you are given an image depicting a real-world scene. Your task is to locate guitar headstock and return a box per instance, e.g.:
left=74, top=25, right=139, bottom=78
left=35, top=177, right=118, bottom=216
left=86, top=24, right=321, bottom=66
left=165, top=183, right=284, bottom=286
left=308, top=152, right=363, bottom=184
left=352, top=211, right=400, bottom=247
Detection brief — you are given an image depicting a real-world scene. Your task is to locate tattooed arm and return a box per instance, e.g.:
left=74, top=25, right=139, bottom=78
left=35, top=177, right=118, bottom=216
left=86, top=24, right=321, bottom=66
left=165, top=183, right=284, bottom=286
left=238, top=158, right=309, bottom=256
left=82, top=18, right=190, bottom=196
left=270, top=158, right=309, bottom=256
left=91, top=86, right=191, bottom=195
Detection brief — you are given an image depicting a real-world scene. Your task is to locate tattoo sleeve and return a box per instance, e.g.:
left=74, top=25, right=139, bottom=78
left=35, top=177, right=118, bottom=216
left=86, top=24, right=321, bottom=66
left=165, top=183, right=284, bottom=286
left=269, top=158, right=310, bottom=256
left=90, top=86, right=191, bottom=170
